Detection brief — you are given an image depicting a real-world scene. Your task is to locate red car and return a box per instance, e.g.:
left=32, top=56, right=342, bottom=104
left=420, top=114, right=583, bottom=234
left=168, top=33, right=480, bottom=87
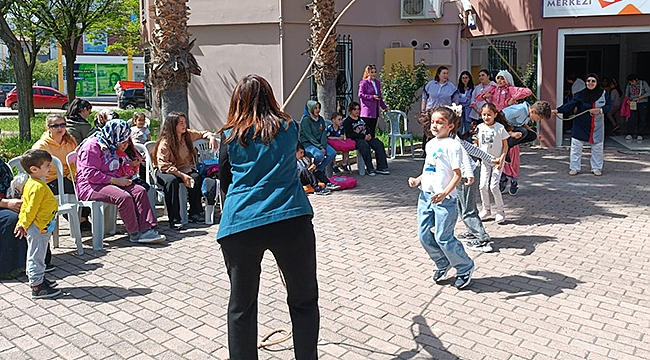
left=4, top=86, right=69, bottom=110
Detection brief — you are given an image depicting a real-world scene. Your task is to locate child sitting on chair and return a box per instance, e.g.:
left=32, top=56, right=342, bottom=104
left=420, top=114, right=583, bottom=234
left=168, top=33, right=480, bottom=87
left=130, top=112, right=151, bottom=145
left=297, top=143, right=338, bottom=195
left=327, top=112, right=356, bottom=174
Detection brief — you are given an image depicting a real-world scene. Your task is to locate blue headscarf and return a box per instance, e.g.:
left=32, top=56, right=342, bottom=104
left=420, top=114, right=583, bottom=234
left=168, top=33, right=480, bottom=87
left=97, top=119, right=131, bottom=153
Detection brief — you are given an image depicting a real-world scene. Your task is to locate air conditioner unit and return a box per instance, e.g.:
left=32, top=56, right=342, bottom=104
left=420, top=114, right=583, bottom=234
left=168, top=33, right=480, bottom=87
left=401, top=0, right=443, bottom=20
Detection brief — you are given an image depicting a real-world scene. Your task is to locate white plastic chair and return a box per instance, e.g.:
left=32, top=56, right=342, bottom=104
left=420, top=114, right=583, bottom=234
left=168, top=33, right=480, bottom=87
left=385, top=110, right=414, bottom=159
left=145, top=141, right=188, bottom=225
left=194, top=139, right=222, bottom=225
left=66, top=152, right=118, bottom=251
left=8, top=156, right=84, bottom=255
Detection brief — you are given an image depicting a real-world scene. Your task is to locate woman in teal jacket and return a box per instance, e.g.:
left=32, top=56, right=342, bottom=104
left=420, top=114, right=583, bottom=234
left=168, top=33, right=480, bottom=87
left=217, top=74, right=320, bottom=360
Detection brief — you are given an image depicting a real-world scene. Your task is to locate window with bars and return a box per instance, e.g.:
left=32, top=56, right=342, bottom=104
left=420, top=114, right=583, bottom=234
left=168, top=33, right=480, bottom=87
left=488, top=40, right=517, bottom=79
left=310, top=34, right=354, bottom=116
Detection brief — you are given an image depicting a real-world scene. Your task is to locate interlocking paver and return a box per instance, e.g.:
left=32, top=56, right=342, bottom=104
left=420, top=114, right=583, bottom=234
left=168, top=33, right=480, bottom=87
left=2, top=147, right=650, bottom=359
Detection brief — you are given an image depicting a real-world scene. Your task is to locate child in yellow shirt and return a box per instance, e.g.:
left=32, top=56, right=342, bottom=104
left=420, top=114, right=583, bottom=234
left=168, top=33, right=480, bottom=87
left=14, top=149, right=61, bottom=299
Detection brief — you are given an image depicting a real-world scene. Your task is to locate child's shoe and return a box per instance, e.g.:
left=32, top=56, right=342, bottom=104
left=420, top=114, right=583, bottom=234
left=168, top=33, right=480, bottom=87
left=432, top=268, right=450, bottom=284
left=341, top=164, right=351, bottom=174
left=314, top=186, right=331, bottom=195
left=332, top=165, right=342, bottom=174
left=325, top=183, right=341, bottom=191
left=499, top=175, right=508, bottom=194
left=509, top=181, right=518, bottom=196
left=43, top=278, right=58, bottom=288
left=478, top=209, right=491, bottom=220
left=31, top=281, right=61, bottom=299
left=465, top=239, right=493, bottom=253
left=495, top=212, right=506, bottom=224
left=455, top=267, right=474, bottom=289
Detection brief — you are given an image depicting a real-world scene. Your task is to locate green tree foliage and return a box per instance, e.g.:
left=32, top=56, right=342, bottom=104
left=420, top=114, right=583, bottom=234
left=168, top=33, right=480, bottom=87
left=380, top=61, right=429, bottom=113
left=32, top=58, right=57, bottom=85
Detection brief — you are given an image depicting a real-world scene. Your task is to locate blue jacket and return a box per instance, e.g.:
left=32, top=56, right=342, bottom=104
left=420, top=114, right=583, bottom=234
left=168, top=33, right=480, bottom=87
left=557, top=89, right=612, bottom=143
left=217, top=120, right=313, bottom=239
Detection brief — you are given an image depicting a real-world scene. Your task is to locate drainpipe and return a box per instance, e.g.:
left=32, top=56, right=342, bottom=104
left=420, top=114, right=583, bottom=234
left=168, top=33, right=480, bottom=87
left=278, top=0, right=284, bottom=101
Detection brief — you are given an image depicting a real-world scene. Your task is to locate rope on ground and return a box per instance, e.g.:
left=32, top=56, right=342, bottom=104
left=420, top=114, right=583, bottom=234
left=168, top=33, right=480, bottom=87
left=281, top=0, right=358, bottom=111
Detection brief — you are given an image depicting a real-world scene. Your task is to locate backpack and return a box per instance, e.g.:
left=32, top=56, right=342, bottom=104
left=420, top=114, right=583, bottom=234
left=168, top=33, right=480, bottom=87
left=328, top=175, right=357, bottom=190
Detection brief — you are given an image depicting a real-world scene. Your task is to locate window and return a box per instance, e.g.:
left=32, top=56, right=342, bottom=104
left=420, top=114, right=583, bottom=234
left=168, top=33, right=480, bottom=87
left=40, top=88, right=56, bottom=96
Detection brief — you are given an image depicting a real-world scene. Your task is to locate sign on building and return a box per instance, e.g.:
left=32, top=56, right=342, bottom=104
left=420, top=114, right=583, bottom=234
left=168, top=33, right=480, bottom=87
left=543, top=0, right=650, bottom=18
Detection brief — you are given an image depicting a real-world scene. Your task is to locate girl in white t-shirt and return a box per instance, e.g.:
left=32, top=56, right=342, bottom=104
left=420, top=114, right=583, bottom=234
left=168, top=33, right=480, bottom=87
left=408, top=105, right=475, bottom=290
left=476, top=103, right=509, bottom=224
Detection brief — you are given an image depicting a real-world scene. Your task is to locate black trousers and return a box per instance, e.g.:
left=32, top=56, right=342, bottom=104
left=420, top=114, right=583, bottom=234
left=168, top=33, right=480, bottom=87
left=156, top=170, right=203, bottom=222
left=507, top=126, right=537, bottom=149
left=362, top=117, right=378, bottom=138
left=355, top=138, right=388, bottom=172
left=218, top=215, right=320, bottom=360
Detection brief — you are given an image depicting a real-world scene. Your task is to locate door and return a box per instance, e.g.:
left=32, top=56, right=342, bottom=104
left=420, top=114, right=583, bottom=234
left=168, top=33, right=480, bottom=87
left=39, top=88, right=59, bottom=108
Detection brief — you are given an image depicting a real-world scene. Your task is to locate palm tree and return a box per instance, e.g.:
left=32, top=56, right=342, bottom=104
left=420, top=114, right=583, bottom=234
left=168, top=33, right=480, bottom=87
left=148, top=0, right=201, bottom=121
left=310, top=0, right=338, bottom=119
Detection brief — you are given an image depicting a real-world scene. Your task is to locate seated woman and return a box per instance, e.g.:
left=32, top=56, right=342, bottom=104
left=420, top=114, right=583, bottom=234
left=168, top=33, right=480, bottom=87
left=76, top=120, right=165, bottom=244
left=299, top=100, right=337, bottom=182
left=0, top=157, right=28, bottom=278
left=88, top=109, right=119, bottom=138
left=32, top=114, right=91, bottom=229
left=65, top=98, right=93, bottom=144
left=152, top=112, right=218, bottom=229
left=343, top=101, right=389, bottom=176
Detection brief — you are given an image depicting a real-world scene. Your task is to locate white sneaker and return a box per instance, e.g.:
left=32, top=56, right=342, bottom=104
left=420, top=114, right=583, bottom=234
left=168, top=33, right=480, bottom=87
left=569, top=170, right=579, bottom=176
left=495, top=212, right=506, bottom=224
left=637, top=135, right=644, bottom=141
left=625, top=135, right=633, bottom=140
left=592, top=169, right=602, bottom=176
left=478, top=209, right=491, bottom=220
left=138, top=229, right=166, bottom=243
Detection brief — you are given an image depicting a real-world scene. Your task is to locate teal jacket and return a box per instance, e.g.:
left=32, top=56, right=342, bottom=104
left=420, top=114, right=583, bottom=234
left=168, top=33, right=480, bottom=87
left=217, top=120, right=313, bottom=239
left=299, top=115, right=328, bottom=149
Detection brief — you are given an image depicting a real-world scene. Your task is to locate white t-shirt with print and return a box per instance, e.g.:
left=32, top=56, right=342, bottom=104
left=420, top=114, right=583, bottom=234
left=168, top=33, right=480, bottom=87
left=477, top=122, right=509, bottom=158
left=420, top=137, right=462, bottom=198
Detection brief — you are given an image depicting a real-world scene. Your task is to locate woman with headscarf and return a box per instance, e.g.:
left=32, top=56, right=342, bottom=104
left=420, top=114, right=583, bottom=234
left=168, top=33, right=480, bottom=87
left=552, top=73, right=612, bottom=176
left=299, top=100, right=337, bottom=181
left=358, top=64, right=388, bottom=137
left=75, top=119, right=165, bottom=243
left=475, top=70, right=532, bottom=111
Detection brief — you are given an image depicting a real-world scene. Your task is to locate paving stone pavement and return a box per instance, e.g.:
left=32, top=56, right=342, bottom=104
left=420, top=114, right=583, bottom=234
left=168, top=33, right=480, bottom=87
left=1, top=147, right=650, bottom=360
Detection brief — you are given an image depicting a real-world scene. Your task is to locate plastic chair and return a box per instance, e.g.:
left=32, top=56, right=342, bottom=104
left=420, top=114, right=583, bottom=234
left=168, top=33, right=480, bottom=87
left=194, top=139, right=222, bottom=225
left=145, top=141, right=188, bottom=225
left=66, top=152, right=118, bottom=251
left=385, top=110, right=414, bottom=159
left=7, top=156, right=84, bottom=255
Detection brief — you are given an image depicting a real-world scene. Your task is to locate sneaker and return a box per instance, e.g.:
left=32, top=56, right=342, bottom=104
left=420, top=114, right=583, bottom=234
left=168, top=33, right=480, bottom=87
left=44, top=264, right=56, bottom=273
left=188, top=214, right=205, bottom=223
left=169, top=222, right=184, bottom=230
left=138, top=229, right=166, bottom=244
left=43, top=278, right=58, bottom=288
left=432, top=268, right=450, bottom=284
left=129, top=232, right=141, bottom=242
left=637, top=135, right=643, bottom=141
left=455, top=267, right=474, bottom=289
left=367, top=171, right=376, bottom=176
left=509, top=181, right=518, bottom=196
left=375, top=169, right=390, bottom=175
left=478, top=209, right=491, bottom=220
left=325, top=183, right=341, bottom=191
left=314, top=188, right=331, bottom=195
left=499, top=177, right=508, bottom=194
left=592, top=169, right=602, bottom=176
left=332, top=165, right=342, bottom=174
left=569, top=170, right=579, bottom=176
left=341, top=164, right=351, bottom=174
left=625, top=134, right=633, bottom=140
left=495, top=212, right=506, bottom=224
left=457, top=232, right=476, bottom=240
left=465, top=239, right=493, bottom=253
left=31, top=282, right=61, bottom=299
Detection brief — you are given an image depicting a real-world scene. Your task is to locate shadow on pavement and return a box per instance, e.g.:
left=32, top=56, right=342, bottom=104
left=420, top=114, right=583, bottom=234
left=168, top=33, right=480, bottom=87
left=53, top=286, right=152, bottom=302
left=491, top=235, right=556, bottom=256
left=470, top=270, right=584, bottom=299
left=390, top=315, right=458, bottom=360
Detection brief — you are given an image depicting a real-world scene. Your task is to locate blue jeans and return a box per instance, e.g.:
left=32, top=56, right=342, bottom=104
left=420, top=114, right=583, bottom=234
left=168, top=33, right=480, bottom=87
left=26, top=224, right=51, bottom=286
left=457, top=166, right=490, bottom=243
left=417, top=192, right=474, bottom=275
left=305, top=144, right=336, bottom=172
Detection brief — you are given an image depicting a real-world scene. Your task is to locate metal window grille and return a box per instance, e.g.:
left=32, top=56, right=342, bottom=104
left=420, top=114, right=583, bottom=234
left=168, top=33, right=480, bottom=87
left=488, top=40, right=517, bottom=79
left=310, top=34, right=353, bottom=116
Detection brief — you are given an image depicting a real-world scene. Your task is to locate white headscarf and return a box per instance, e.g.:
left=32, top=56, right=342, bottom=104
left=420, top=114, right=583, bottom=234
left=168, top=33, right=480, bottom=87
left=496, top=70, right=514, bottom=86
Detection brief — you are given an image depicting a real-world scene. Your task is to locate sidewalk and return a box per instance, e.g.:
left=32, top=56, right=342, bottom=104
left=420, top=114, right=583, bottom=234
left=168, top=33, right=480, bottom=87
left=1, top=146, right=649, bottom=359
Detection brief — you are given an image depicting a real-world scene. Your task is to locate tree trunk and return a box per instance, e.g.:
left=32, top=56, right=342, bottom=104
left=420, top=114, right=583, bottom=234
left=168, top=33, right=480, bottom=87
left=160, top=84, right=189, bottom=123
left=62, top=45, right=78, bottom=101
left=0, top=15, right=33, bottom=140
left=317, top=77, right=337, bottom=119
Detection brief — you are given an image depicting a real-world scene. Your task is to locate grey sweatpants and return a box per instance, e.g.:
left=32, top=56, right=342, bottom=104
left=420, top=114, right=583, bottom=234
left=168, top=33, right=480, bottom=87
left=26, top=224, right=51, bottom=286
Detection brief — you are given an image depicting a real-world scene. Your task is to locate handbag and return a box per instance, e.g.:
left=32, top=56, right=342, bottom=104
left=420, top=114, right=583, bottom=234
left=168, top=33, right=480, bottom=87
left=629, top=100, right=637, bottom=111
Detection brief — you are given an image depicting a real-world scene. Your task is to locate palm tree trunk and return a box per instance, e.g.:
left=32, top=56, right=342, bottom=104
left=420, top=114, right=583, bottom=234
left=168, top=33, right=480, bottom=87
left=310, top=0, right=338, bottom=119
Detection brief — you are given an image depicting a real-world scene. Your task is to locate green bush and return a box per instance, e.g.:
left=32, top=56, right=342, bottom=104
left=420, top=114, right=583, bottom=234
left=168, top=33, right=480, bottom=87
left=0, top=109, right=158, bottom=159
left=380, top=60, right=429, bottom=113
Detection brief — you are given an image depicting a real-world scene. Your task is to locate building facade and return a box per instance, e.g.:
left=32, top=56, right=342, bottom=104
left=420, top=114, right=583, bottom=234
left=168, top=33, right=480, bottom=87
left=141, top=0, right=649, bottom=146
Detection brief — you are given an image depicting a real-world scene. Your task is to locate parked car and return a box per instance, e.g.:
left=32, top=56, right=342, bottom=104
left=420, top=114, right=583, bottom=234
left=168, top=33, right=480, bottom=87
left=4, top=85, right=69, bottom=110
left=0, top=83, right=16, bottom=105
left=118, top=88, right=146, bottom=110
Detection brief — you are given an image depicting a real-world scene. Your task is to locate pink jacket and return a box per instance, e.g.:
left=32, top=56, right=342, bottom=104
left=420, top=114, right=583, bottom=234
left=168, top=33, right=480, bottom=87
left=75, top=137, right=128, bottom=201
left=358, top=79, right=387, bottom=118
left=620, top=96, right=631, bottom=119
left=475, top=84, right=532, bottom=111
